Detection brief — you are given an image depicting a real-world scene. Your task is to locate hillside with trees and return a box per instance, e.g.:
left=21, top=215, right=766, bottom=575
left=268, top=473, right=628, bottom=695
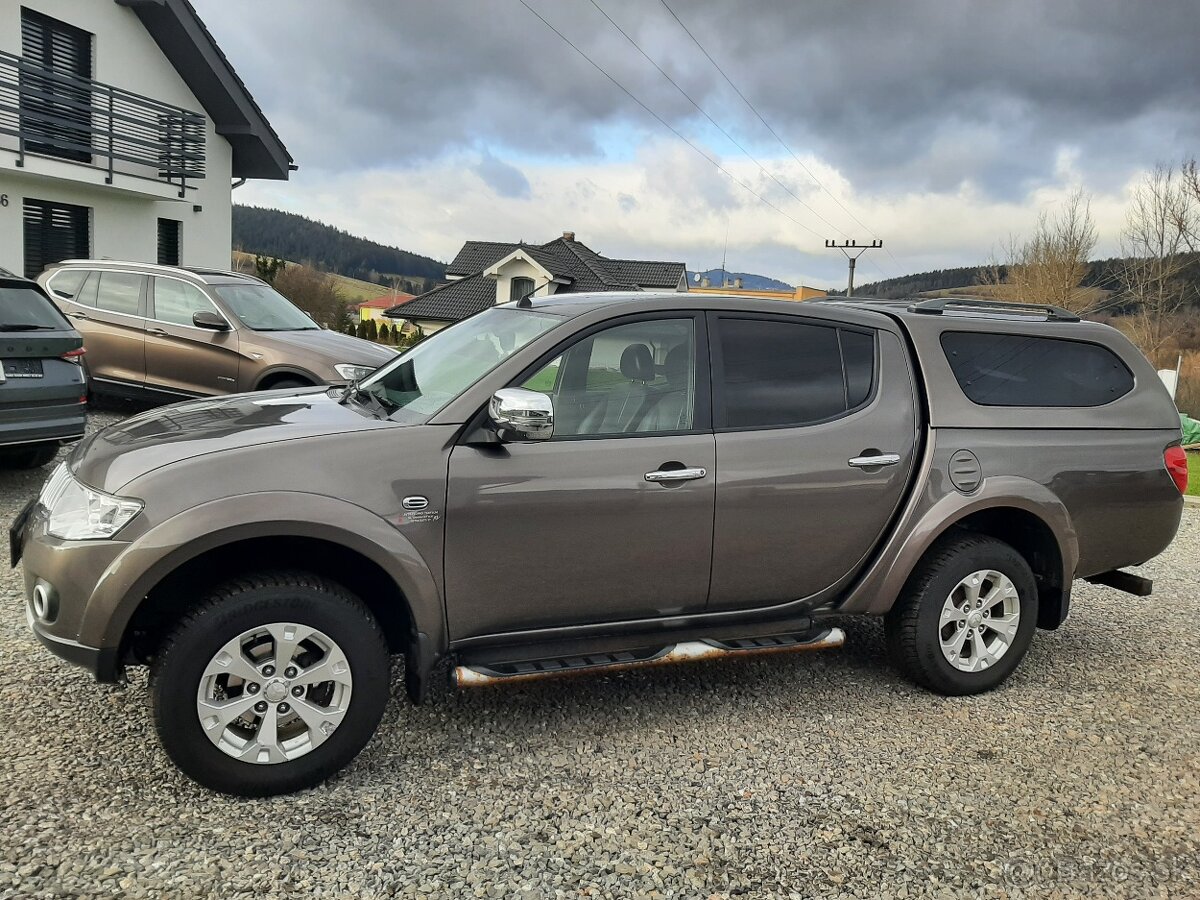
left=232, top=206, right=446, bottom=292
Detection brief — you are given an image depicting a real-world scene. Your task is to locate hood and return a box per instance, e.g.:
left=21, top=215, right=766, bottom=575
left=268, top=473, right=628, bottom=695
left=251, top=328, right=398, bottom=367
left=71, top=388, right=396, bottom=493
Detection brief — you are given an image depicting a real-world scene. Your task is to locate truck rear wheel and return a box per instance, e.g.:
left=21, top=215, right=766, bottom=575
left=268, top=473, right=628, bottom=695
left=150, top=571, right=390, bottom=796
left=885, top=533, right=1038, bottom=695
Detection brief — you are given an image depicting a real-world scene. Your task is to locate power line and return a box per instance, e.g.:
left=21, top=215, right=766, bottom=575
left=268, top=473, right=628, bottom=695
left=657, top=0, right=898, bottom=274
left=586, top=0, right=849, bottom=240
left=516, top=0, right=824, bottom=240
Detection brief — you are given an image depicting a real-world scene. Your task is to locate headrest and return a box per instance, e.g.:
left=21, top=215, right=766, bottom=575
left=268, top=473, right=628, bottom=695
left=663, top=344, right=689, bottom=386
left=620, top=343, right=655, bottom=381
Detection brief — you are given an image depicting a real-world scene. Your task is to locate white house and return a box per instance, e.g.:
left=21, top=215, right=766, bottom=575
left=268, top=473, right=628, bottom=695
left=0, top=0, right=291, bottom=278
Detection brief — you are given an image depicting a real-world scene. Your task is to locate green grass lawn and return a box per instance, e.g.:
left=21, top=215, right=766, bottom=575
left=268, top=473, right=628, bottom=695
left=1188, top=451, right=1200, bottom=497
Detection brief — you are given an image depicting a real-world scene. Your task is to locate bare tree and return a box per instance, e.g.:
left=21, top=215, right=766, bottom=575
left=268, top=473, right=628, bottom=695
left=1179, top=156, right=1200, bottom=253
left=1012, top=189, right=1097, bottom=311
left=1119, top=164, right=1199, bottom=360
left=272, top=263, right=346, bottom=328
left=976, top=188, right=1097, bottom=312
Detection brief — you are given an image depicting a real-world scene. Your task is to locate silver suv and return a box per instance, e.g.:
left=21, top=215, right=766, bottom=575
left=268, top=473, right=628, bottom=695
left=39, top=261, right=395, bottom=401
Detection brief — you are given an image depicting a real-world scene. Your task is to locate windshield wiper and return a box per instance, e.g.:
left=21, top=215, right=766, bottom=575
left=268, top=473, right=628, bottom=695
left=339, top=380, right=397, bottom=418
left=0, top=323, right=56, bottom=331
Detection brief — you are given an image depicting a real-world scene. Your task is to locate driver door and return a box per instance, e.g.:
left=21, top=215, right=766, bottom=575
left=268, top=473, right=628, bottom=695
left=444, top=313, right=715, bottom=641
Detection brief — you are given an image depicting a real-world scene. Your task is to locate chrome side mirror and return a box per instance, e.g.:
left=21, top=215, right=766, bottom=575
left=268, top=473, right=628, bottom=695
left=489, top=388, right=553, bottom=441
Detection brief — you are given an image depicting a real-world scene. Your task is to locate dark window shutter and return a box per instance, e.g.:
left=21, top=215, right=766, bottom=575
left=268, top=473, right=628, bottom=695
left=23, top=198, right=90, bottom=279
left=20, top=9, right=93, bottom=162
left=157, top=218, right=181, bottom=266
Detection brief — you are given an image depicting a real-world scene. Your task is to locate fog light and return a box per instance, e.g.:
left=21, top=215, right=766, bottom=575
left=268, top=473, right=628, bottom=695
left=31, top=582, right=58, bottom=623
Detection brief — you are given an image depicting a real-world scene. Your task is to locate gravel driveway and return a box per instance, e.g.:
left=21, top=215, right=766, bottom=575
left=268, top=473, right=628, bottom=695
left=1, top=410, right=1197, bottom=898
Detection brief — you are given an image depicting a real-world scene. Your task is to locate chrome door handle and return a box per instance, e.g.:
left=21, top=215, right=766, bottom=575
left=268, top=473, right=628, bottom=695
left=67, top=312, right=89, bottom=320
left=848, top=453, right=901, bottom=468
left=645, top=467, right=707, bottom=483
left=147, top=328, right=168, bottom=337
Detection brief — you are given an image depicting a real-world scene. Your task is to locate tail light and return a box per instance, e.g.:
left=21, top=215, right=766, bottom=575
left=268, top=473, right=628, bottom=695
left=1165, top=445, right=1189, bottom=495
left=60, top=347, right=85, bottom=364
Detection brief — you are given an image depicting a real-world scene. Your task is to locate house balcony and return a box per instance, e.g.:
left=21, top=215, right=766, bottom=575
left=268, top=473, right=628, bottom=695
left=0, top=50, right=205, bottom=201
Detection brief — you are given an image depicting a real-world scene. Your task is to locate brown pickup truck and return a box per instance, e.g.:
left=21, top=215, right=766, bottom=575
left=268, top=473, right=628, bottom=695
left=14, top=293, right=1186, bottom=795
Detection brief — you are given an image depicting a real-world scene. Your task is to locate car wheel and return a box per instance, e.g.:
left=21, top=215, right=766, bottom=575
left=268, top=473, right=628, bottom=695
left=885, top=532, right=1038, bottom=696
left=150, top=571, right=390, bottom=796
left=1, top=443, right=59, bottom=469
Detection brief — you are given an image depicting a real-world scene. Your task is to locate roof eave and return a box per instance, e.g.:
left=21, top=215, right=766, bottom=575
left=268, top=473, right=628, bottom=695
left=116, top=0, right=294, bottom=180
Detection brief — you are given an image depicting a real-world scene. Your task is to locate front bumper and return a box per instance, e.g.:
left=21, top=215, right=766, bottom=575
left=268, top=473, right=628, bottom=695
left=12, top=499, right=126, bottom=682
left=25, top=603, right=122, bottom=682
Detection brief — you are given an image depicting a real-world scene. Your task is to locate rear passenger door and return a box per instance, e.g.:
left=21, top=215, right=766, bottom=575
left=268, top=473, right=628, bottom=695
left=144, top=276, right=239, bottom=396
left=59, top=270, right=147, bottom=388
left=706, top=313, right=919, bottom=611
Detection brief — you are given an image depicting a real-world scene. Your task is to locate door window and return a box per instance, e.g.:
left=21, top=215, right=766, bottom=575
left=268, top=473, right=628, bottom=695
left=714, top=317, right=876, bottom=429
left=521, top=318, right=696, bottom=437
left=94, top=272, right=143, bottom=316
left=153, top=278, right=219, bottom=327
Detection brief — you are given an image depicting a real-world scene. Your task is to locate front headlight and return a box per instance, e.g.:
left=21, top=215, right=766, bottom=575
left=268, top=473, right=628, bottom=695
left=334, top=363, right=376, bottom=382
left=40, top=464, right=143, bottom=540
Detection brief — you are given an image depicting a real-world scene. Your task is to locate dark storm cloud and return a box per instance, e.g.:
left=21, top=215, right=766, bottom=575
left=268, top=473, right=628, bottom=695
left=474, top=150, right=531, bottom=198
left=196, top=0, right=1200, bottom=197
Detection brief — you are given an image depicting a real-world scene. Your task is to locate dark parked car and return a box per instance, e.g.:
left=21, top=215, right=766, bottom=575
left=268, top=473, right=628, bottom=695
left=38, top=261, right=395, bottom=402
left=0, top=267, right=86, bottom=468
left=14, top=292, right=1186, bottom=795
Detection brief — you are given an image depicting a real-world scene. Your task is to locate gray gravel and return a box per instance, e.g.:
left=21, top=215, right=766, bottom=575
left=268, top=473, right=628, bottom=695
left=1, top=410, right=1198, bottom=898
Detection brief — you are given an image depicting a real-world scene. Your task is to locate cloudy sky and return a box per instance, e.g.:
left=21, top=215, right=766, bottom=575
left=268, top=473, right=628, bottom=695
left=194, top=0, right=1200, bottom=288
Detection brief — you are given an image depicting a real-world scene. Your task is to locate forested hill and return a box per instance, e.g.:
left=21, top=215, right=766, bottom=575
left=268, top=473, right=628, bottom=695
left=232, top=206, right=446, bottom=285
left=839, top=255, right=1200, bottom=300
left=831, top=265, right=992, bottom=298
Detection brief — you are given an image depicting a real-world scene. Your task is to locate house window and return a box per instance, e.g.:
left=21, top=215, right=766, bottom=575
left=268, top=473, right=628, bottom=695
left=157, top=218, right=182, bottom=266
left=20, top=8, right=94, bottom=163
left=510, top=277, right=536, bottom=303
left=22, top=198, right=90, bottom=278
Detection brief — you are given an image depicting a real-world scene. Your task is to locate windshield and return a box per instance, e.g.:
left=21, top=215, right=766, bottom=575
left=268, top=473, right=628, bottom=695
left=211, top=284, right=318, bottom=331
left=358, top=308, right=561, bottom=419
left=0, top=285, right=70, bottom=330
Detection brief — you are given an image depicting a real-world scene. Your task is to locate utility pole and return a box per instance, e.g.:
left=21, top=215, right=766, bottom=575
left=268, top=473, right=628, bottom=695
left=826, top=239, right=882, bottom=295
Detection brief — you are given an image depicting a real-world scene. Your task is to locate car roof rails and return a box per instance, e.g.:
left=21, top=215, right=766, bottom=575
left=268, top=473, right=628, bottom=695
left=907, top=296, right=1080, bottom=322
left=183, top=267, right=266, bottom=284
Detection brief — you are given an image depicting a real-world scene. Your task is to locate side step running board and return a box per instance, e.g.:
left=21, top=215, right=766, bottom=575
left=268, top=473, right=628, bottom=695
left=1085, top=569, right=1153, bottom=596
left=453, top=627, right=845, bottom=688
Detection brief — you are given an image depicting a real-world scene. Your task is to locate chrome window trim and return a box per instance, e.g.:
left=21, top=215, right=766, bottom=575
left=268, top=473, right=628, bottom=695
left=49, top=268, right=235, bottom=332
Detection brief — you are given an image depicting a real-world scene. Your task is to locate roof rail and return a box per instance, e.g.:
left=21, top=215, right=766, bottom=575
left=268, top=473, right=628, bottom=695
left=183, top=266, right=265, bottom=284
left=907, top=296, right=1080, bottom=322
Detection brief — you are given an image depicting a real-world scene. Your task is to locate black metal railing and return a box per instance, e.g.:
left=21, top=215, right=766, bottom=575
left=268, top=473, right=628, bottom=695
left=0, top=50, right=206, bottom=196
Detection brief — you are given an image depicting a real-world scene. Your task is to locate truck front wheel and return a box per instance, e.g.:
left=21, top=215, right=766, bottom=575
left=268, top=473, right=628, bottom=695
left=150, top=571, right=390, bottom=796
left=885, top=533, right=1039, bottom=695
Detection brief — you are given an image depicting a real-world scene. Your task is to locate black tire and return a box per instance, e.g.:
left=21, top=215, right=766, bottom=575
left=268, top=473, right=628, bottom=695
left=0, top=442, right=59, bottom=469
left=263, top=378, right=311, bottom=391
left=150, top=571, right=390, bottom=796
left=885, top=532, right=1039, bottom=696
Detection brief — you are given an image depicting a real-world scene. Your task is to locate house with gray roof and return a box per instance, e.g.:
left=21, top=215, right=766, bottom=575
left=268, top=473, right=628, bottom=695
left=387, top=231, right=687, bottom=333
